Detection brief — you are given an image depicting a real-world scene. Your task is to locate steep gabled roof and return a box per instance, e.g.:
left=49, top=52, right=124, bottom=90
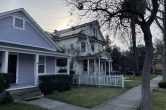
left=52, top=20, right=106, bottom=43
left=0, top=8, right=62, bottom=52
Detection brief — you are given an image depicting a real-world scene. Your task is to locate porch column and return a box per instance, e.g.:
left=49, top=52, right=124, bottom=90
left=94, top=58, right=96, bottom=75
left=105, top=61, right=106, bottom=75
left=99, top=58, right=101, bottom=75
left=34, top=54, right=39, bottom=86
left=67, top=58, right=71, bottom=75
left=111, top=61, right=113, bottom=72
left=109, top=61, right=111, bottom=75
left=2, top=51, right=9, bottom=73
left=87, top=59, right=90, bottom=75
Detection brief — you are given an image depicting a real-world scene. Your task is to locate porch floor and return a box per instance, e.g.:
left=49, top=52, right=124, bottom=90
left=7, top=84, right=36, bottom=91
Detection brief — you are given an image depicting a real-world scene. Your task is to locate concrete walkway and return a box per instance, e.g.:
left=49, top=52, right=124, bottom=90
left=25, top=98, right=89, bottom=110
left=25, top=76, right=162, bottom=110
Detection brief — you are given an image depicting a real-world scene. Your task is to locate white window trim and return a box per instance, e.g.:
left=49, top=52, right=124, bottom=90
left=38, top=56, right=46, bottom=74
left=80, top=41, right=86, bottom=52
left=13, top=16, right=25, bottom=30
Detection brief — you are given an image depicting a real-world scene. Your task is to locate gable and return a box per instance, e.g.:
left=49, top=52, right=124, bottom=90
left=81, top=23, right=105, bottom=42
left=0, top=9, right=60, bottom=51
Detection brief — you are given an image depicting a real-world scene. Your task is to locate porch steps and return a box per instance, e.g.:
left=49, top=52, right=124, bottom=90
left=8, top=87, right=44, bottom=101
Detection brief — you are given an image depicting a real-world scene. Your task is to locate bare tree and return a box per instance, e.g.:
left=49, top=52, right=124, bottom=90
left=65, top=0, right=159, bottom=109
left=147, top=0, right=166, bottom=80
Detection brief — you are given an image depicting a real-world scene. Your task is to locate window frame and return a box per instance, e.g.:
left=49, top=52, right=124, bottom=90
left=91, top=43, right=95, bottom=52
left=13, top=16, right=25, bottom=30
left=38, top=56, right=46, bottom=74
left=80, top=41, right=86, bottom=52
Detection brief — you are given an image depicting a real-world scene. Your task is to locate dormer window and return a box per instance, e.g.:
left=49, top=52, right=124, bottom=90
left=13, top=16, right=25, bottom=30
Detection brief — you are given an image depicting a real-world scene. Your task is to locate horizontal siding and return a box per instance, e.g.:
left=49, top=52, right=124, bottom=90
left=0, top=11, right=56, bottom=51
left=46, top=56, right=55, bottom=74
left=18, top=53, right=35, bottom=85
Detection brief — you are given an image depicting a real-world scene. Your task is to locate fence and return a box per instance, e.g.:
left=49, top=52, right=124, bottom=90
left=74, top=74, right=124, bottom=88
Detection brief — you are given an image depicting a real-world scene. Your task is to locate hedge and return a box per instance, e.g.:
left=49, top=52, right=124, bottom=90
left=158, top=81, right=166, bottom=89
left=0, top=73, right=12, bottom=104
left=39, top=74, right=73, bottom=95
left=0, top=73, right=11, bottom=92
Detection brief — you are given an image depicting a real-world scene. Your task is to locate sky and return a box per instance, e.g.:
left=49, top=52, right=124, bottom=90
left=0, top=0, right=163, bottom=50
left=0, top=0, right=78, bottom=31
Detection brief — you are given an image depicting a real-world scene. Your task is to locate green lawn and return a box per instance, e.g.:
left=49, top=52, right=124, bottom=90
left=124, top=81, right=141, bottom=88
left=152, top=90, right=166, bottom=110
left=125, top=74, right=156, bottom=81
left=0, top=103, right=46, bottom=110
left=46, top=86, right=128, bottom=108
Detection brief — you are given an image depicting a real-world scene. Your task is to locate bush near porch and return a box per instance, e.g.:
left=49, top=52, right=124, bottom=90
left=0, top=73, right=11, bottom=92
left=39, top=75, right=73, bottom=95
left=0, top=73, right=13, bottom=104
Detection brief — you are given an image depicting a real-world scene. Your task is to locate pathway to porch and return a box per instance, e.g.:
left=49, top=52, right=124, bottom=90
left=24, top=76, right=162, bottom=110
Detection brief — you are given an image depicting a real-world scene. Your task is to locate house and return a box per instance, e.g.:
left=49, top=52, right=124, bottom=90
left=50, top=21, right=113, bottom=75
left=0, top=8, right=71, bottom=90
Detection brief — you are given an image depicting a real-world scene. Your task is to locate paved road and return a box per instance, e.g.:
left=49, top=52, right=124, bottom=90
left=25, top=76, right=162, bottom=110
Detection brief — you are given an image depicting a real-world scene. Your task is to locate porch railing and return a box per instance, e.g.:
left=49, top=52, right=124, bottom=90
left=74, top=74, right=124, bottom=88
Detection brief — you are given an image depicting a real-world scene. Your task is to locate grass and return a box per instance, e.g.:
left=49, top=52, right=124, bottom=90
left=46, top=86, right=128, bottom=108
left=125, top=74, right=156, bottom=81
left=152, top=89, right=166, bottom=110
left=124, top=81, right=141, bottom=88
left=0, top=103, right=46, bottom=110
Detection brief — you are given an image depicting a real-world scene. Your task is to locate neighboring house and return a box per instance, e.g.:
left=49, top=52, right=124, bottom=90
left=0, top=8, right=70, bottom=90
left=153, top=54, right=163, bottom=74
left=50, top=21, right=113, bottom=75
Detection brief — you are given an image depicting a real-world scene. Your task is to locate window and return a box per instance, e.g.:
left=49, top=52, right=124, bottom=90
left=83, top=60, right=87, bottom=71
left=13, top=17, right=25, bottom=30
left=91, top=44, right=94, bottom=52
left=93, top=28, right=97, bottom=38
left=56, top=59, right=67, bottom=67
left=38, top=56, right=46, bottom=73
left=81, top=42, right=86, bottom=52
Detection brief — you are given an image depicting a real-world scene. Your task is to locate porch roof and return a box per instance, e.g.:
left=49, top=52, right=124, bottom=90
left=0, top=42, right=68, bottom=57
left=77, top=54, right=109, bottom=60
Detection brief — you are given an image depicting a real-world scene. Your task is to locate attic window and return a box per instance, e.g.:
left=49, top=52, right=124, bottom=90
left=13, top=17, right=25, bottom=30
left=93, top=28, right=97, bottom=37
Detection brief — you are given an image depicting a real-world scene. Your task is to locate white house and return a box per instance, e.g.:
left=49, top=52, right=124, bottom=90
left=50, top=21, right=113, bottom=75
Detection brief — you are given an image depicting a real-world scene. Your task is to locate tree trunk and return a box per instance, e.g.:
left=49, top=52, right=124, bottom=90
left=162, top=1, right=166, bottom=81
left=141, top=24, right=153, bottom=110
left=131, top=19, right=139, bottom=75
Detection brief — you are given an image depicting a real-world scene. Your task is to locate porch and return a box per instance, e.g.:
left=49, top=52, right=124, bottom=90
left=76, top=57, right=113, bottom=75
left=0, top=50, right=70, bottom=90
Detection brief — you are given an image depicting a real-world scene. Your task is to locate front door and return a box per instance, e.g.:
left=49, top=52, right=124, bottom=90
left=8, top=54, right=17, bottom=84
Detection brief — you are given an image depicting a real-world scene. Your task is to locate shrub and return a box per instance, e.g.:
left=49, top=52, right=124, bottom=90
left=0, top=73, right=12, bottom=104
left=70, top=70, right=75, bottom=75
left=0, top=91, right=13, bottom=104
left=0, top=73, right=11, bottom=92
left=158, top=81, right=166, bottom=88
left=39, top=75, right=73, bottom=95
left=58, top=69, right=67, bottom=73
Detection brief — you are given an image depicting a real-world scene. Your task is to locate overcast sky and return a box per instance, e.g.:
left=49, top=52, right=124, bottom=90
left=0, top=0, right=78, bottom=31
left=0, top=0, right=163, bottom=50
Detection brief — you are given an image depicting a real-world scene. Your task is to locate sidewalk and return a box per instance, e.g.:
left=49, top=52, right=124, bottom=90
left=25, top=76, right=162, bottom=110
left=92, top=76, right=162, bottom=110
left=25, top=97, right=89, bottom=110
